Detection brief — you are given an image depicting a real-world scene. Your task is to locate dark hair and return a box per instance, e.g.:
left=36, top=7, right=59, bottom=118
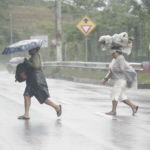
left=36, top=47, right=40, bottom=52
left=111, top=46, right=122, bottom=55
left=111, top=46, right=122, bottom=50
left=116, top=51, right=122, bottom=55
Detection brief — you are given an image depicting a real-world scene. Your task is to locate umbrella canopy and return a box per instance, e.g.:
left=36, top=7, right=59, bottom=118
left=2, top=39, right=44, bottom=55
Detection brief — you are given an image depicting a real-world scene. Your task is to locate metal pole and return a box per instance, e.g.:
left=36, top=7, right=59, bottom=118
left=85, top=36, right=87, bottom=62
left=55, top=0, right=62, bottom=61
left=149, top=45, right=150, bottom=73
left=64, top=43, right=66, bottom=61
left=10, top=12, right=13, bottom=58
left=140, top=24, right=143, bottom=62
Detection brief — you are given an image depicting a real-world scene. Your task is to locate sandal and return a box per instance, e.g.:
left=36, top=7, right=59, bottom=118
left=57, top=105, right=62, bottom=117
left=18, top=116, right=30, bottom=119
left=132, top=106, right=138, bottom=115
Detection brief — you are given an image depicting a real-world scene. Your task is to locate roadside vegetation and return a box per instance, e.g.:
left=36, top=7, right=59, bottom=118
left=43, top=67, right=150, bottom=84
left=0, top=0, right=150, bottom=63
left=1, top=0, right=150, bottom=83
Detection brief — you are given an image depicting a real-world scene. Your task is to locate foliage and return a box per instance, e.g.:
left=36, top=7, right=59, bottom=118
left=48, top=0, right=106, bottom=18
left=43, top=66, right=107, bottom=80
left=43, top=66, right=61, bottom=76
left=44, top=66, right=150, bottom=84
left=59, top=0, right=150, bottom=61
left=0, top=0, right=150, bottom=63
left=129, top=0, right=150, bottom=15
left=61, top=0, right=106, bottom=18
left=27, top=21, right=55, bottom=38
left=0, top=0, right=20, bottom=63
left=7, top=0, right=47, bottom=6
left=62, top=22, right=84, bottom=43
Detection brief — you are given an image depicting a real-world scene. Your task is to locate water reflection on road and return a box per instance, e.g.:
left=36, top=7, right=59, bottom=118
left=0, top=71, right=150, bottom=150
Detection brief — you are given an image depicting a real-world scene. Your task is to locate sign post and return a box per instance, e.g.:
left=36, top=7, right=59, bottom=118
left=85, top=36, right=88, bottom=62
left=76, top=16, right=96, bottom=62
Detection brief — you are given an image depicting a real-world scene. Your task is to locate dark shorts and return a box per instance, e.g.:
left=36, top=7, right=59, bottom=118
left=23, top=84, right=50, bottom=104
left=24, top=85, right=34, bottom=98
left=23, top=68, right=50, bottom=104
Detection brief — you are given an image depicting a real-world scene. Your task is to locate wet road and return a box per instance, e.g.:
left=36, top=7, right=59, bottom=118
left=0, top=71, right=150, bottom=150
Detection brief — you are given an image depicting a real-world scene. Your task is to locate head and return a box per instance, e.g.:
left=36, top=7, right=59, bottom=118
left=28, top=48, right=38, bottom=55
left=109, top=50, right=122, bottom=59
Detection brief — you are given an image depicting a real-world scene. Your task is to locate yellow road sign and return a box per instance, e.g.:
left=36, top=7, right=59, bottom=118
left=76, top=16, right=96, bottom=36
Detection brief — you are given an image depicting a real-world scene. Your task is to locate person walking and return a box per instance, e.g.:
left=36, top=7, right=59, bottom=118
left=102, top=48, right=138, bottom=115
left=18, top=48, right=62, bottom=119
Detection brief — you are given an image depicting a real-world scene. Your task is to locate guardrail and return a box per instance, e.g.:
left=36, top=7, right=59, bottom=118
left=43, top=61, right=144, bottom=72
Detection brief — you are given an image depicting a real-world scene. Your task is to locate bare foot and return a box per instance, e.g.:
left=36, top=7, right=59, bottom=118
left=132, top=105, right=138, bottom=115
left=105, top=111, right=116, bottom=115
left=18, top=115, right=30, bottom=119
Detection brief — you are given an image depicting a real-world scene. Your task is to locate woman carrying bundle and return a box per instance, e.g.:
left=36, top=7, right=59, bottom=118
left=102, top=47, right=138, bottom=115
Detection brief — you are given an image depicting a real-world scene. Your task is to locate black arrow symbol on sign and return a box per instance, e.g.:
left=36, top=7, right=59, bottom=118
left=83, top=18, right=89, bottom=23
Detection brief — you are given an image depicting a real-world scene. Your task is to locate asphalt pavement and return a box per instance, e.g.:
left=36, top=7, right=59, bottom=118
left=0, top=71, right=150, bottom=150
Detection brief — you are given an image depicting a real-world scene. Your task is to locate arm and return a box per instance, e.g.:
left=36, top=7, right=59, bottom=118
left=102, top=70, right=111, bottom=85
left=24, top=54, right=40, bottom=68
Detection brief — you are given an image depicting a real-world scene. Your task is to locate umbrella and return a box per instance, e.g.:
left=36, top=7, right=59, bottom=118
left=1, top=39, right=44, bottom=55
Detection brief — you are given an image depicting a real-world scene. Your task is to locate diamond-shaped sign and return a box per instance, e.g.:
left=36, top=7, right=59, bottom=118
left=76, top=16, right=96, bottom=36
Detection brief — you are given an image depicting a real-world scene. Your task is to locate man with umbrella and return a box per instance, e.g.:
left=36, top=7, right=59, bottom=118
left=2, top=39, right=62, bottom=119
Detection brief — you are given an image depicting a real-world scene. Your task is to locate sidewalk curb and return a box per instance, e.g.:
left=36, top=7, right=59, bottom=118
left=138, top=83, right=150, bottom=89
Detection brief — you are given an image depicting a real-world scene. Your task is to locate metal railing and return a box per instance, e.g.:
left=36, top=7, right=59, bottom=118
left=43, top=61, right=143, bottom=71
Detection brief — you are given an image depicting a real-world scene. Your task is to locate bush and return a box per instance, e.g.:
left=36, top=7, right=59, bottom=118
left=43, top=66, right=61, bottom=76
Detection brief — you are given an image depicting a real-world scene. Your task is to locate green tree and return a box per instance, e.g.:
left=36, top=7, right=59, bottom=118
left=61, top=0, right=106, bottom=17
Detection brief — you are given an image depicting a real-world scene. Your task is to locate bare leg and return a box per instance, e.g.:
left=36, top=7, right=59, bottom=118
left=44, top=99, right=61, bottom=116
left=106, top=100, right=118, bottom=115
left=123, top=99, right=138, bottom=115
left=18, top=95, right=31, bottom=119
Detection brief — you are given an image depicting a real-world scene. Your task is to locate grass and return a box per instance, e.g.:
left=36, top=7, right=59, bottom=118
left=137, top=71, right=150, bottom=84
left=43, top=67, right=150, bottom=84
left=60, top=68, right=107, bottom=80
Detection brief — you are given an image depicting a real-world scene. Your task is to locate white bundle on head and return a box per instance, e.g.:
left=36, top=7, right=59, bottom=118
left=98, top=35, right=113, bottom=51
left=98, top=32, right=133, bottom=55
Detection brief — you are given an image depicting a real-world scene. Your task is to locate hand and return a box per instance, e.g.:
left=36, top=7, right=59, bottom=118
left=102, top=79, right=107, bottom=85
